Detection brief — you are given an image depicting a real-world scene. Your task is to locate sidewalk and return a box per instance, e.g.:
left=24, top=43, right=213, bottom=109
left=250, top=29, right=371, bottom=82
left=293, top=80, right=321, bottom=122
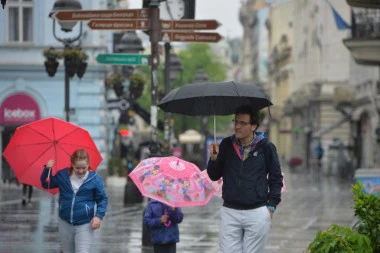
left=0, top=169, right=355, bottom=252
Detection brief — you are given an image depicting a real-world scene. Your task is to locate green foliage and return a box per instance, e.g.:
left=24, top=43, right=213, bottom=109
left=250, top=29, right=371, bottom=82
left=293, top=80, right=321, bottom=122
left=63, top=48, right=89, bottom=61
left=308, top=224, right=372, bottom=253
left=352, top=181, right=380, bottom=251
left=308, top=181, right=380, bottom=252
left=107, top=157, right=124, bottom=177
left=43, top=47, right=62, bottom=60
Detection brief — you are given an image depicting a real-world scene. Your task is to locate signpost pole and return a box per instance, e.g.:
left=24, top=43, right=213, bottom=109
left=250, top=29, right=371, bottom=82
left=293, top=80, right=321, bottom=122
left=163, top=42, right=171, bottom=155
left=148, top=0, right=161, bottom=155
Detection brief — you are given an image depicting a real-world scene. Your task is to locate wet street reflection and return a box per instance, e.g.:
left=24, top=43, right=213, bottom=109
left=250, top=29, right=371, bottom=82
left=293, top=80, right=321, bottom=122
left=0, top=169, right=355, bottom=252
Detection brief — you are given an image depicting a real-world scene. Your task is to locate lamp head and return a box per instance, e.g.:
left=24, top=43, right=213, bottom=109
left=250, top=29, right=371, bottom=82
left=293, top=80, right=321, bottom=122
left=116, top=31, right=144, bottom=54
left=50, top=0, right=82, bottom=32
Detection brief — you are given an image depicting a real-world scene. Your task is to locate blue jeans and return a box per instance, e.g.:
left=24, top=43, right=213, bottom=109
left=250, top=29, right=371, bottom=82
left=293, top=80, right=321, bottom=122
left=59, top=218, right=94, bottom=253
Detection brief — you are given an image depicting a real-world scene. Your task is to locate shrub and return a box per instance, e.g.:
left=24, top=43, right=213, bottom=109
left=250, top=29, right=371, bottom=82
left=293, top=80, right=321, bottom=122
left=108, top=157, right=123, bottom=177
left=308, top=224, right=372, bottom=253
left=308, top=181, right=380, bottom=252
left=352, top=181, right=380, bottom=252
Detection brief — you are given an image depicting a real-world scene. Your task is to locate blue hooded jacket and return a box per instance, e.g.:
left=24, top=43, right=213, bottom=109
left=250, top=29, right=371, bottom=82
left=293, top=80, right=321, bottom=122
left=143, top=200, right=184, bottom=244
left=40, top=167, right=108, bottom=226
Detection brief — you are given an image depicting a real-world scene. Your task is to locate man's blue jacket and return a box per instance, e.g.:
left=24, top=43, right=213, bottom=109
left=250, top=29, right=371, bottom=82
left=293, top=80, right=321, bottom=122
left=207, top=132, right=283, bottom=209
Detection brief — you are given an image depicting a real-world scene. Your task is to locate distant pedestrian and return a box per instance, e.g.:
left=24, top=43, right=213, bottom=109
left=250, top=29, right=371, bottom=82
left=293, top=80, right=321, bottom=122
left=21, top=184, right=33, bottom=206
left=40, top=149, right=108, bottom=253
left=143, top=199, right=184, bottom=253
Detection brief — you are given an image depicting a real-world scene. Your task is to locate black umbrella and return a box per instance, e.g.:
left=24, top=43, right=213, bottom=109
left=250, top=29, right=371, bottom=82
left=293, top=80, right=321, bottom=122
left=158, top=81, right=273, bottom=141
left=159, top=81, right=272, bottom=116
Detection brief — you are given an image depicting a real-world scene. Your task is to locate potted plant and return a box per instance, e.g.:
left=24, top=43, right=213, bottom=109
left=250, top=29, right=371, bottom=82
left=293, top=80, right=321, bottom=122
left=76, top=50, right=89, bottom=79
left=106, top=73, right=125, bottom=97
left=63, top=47, right=89, bottom=78
left=43, top=47, right=62, bottom=77
left=128, top=74, right=146, bottom=100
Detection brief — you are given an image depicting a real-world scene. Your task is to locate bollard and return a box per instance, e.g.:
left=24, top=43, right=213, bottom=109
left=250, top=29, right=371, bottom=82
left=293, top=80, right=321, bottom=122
left=142, top=206, right=152, bottom=246
left=123, top=177, right=143, bottom=205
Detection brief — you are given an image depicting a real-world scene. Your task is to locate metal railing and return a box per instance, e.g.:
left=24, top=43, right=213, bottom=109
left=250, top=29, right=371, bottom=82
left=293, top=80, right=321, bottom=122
left=352, top=8, right=380, bottom=39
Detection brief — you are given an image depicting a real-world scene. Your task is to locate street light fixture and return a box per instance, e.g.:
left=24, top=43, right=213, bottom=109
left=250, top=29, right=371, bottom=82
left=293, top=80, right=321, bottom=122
left=163, top=44, right=183, bottom=155
left=47, top=0, right=84, bottom=122
left=193, top=68, right=209, bottom=157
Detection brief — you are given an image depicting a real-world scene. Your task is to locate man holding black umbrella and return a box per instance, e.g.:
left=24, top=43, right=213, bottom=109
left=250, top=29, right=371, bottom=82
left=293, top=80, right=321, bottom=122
left=207, top=105, right=283, bottom=253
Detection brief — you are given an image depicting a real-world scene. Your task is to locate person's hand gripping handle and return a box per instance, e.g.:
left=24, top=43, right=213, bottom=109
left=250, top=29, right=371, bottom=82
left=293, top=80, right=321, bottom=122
left=208, top=143, right=219, bottom=161
left=45, top=159, right=55, bottom=183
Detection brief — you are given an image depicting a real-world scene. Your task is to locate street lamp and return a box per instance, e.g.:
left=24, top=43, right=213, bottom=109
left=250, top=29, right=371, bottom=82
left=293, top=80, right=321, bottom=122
left=47, top=0, right=84, bottom=122
left=118, top=31, right=144, bottom=79
left=113, top=31, right=145, bottom=206
left=193, top=68, right=209, bottom=159
left=163, top=43, right=183, bottom=155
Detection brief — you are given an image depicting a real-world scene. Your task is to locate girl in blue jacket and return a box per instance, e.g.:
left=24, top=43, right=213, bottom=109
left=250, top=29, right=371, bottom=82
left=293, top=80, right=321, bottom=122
left=143, top=199, right=184, bottom=253
left=40, top=149, right=108, bottom=253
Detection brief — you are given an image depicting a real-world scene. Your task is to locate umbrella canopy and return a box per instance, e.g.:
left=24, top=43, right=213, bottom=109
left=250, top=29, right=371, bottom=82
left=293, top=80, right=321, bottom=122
left=129, top=156, right=215, bottom=208
left=2, top=117, right=102, bottom=194
left=158, top=81, right=272, bottom=116
left=201, top=170, right=222, bottom=198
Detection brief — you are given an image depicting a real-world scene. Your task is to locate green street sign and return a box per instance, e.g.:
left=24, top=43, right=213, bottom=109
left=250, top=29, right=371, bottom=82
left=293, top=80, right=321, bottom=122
left=96, top=54, right=148, bottom=65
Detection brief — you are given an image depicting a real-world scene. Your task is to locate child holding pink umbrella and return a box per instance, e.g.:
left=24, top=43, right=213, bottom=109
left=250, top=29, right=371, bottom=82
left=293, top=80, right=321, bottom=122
left=143, top=199, right=184, bottom=253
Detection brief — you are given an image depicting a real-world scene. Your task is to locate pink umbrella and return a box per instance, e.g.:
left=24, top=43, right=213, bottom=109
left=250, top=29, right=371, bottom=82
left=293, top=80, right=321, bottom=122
left=201, top=170, right=223, bottom=198
left=199, top=170, right=286, bottom=198
left=129, top=156, right=215, bottom=208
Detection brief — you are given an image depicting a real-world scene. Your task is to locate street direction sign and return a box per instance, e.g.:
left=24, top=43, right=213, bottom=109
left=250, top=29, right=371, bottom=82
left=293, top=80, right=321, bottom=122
left=53, top=9, right=148, bottom=21
left=107, top=98, right=130, bottom=111
left=88, top=19, right=148, bottom=30
left=161, top=20, right=220, bottom=31
left=88, top=19, right=220, bottom=31
left=96, top=54, right=149, bottom=65
left=161, top=32, right=222, bottom=43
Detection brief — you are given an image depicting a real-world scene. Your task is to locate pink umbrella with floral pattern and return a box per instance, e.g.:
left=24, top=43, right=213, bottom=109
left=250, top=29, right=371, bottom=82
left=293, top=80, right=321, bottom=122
left=201, top=170, right=223, bottom=198
left=129, top=156, right=215, bottom=208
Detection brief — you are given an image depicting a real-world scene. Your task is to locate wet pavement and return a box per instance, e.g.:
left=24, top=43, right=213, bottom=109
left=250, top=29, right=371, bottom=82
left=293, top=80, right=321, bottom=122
left=0, top=168, right=355, bottom=253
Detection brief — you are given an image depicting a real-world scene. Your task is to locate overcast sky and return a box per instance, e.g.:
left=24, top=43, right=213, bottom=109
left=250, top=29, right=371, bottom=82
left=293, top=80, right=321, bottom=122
left=127, top=0, right=244, bottom=39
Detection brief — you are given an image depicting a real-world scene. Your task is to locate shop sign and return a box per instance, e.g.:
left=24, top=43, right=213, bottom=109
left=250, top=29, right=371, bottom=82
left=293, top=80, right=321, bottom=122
left=0, top=93, right=41, bottom=125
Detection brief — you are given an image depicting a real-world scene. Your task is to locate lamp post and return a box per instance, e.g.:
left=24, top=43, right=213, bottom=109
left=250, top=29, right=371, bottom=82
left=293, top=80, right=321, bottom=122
left=113, top=31, right=145, bottom=206
left=163, top=43, right=183, bottom=155
left=48, top=0, right=83, bottom=122
left=193, top=68, right=209, bottom=159
left=116, top=31, right=144, bottom=80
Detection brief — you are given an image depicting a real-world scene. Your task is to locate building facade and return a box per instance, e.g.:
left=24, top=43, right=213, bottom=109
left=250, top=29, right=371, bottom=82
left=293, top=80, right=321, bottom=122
left=0, top=0, right=113, bottom=181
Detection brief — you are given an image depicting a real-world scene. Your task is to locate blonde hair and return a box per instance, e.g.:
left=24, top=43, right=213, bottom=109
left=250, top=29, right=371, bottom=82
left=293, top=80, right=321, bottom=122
left=69, top=149, right=92, bottom=175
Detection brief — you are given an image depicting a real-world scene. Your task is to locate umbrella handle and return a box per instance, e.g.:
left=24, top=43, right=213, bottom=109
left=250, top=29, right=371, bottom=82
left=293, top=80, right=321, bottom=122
left=45, top=168, right=51, bottom=183
left=164, top=209, right=171, bottom=227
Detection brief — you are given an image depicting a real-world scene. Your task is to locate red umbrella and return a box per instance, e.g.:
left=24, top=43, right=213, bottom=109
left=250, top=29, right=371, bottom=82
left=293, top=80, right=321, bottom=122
left=2, top=117, right=102, bottom=194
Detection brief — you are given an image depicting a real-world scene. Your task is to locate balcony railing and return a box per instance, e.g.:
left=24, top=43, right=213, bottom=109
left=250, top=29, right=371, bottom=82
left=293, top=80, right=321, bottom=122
left=352, top=8, right=380, bottom=39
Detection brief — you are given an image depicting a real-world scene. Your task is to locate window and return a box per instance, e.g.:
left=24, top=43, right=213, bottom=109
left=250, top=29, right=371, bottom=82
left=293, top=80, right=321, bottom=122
left=7, top=0, right=33, bottom=43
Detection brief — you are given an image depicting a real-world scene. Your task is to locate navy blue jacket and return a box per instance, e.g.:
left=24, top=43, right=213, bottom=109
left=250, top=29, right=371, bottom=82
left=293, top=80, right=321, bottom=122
left=143, top=200, right=184, bottom=244
left=207, top=132, right=283, bottom=209
left=40, top=167, right=108, bottom=226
